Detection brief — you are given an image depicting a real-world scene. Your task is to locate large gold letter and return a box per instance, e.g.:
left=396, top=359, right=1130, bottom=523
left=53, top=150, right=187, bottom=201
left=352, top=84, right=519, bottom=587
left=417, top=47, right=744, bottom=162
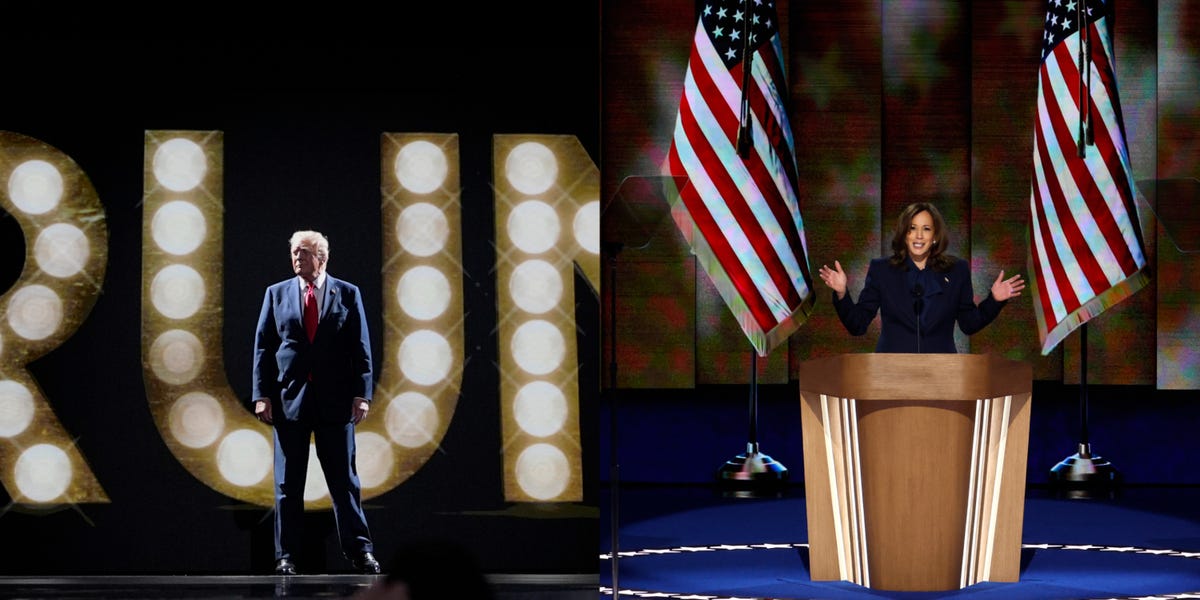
left=142, top=131, right=466, bottom=507
left=371, top=134, right=464, bottom=488
left=493, top=135, right=599, bottom=502
left=0, top=131, right=109, bottom=505
left=141, top=131, right=279, bottom=505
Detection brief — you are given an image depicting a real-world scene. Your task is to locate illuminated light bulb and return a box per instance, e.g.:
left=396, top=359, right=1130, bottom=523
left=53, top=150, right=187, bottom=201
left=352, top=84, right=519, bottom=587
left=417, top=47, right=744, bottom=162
left=398, top=330, right=452, bottom=386
left=150, top=264, right=206, bottom=320
left=504, top=142, right=557, bottom=196
left=514, top=443, right=570, bottom=501
left=514, top=381, right=568, bottom=438
left=149, top=329, right=204, bottom=385
left=216, top=429, right=272, bottom=487
left=385, top=392, right=439, bottom=448
left=509, top=259, right=562, bottom=315
left=355, top=432, right=394, bottom=489
left=168, top=392, right=225, bottom=449
left=14, top=444, right=72, bottom=502
left=152, top=200, right=207, bottom=256
left=394, top=140, right=448, bottom=194
left=6, top=285, right=63, bottom=341
left=507, top=200, right=560, bottom=255
left=0, top=380, right=35, bottom=438
left=510, top=320, right=565, bottom=375
left=152, top=138, right=208, bottom=192
left=397, top=266, right=451, bottom=320
left=396, top=202, right=449, bottom=257
left=573, top=200, right=600, bottom=255
left=8, top=160, right=63, bottom=215
left=34, top=223, right=90, bottom=278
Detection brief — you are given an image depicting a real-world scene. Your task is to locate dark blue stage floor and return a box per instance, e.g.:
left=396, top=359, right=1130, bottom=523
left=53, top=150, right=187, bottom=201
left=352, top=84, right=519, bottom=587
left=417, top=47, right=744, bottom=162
left=0, top=574, right=596, bottom=599
left=600, top=484, right=1200, bottom=600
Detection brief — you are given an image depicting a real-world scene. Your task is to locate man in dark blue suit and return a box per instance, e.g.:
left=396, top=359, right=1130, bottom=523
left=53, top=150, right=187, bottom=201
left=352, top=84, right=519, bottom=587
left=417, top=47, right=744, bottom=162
left=819, top=203, right=1025, bottom=353
left=252, top=230, right=380, bottom=575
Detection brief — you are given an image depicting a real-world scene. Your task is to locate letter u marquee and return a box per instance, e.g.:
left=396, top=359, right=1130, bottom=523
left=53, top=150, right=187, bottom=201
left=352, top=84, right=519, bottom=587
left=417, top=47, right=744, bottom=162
left=141, top=131, right=467, bottom=508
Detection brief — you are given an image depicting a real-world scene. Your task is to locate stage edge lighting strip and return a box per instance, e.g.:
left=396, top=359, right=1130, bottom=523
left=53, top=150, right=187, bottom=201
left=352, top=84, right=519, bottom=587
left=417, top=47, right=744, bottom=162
left=970, top=397, right=993, bottom=584
left=819, top=394, right=849, bottom=581
left=848, top=397, right=869, bottom=588
left=962, top=398, right=985, bottom=587
left=600, top=542, right=1200, bottom=600
left=983, top=395, right=1013, bottom=581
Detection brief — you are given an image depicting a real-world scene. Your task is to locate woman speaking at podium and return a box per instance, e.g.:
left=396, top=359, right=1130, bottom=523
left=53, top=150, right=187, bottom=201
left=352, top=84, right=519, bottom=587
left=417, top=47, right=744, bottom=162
left=817, top=202, right=1025, bottom=353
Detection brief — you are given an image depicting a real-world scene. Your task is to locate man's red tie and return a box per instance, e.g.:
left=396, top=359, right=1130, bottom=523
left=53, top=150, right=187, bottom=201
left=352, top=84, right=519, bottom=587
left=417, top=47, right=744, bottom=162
left=303, top=283, right=318, bottom=342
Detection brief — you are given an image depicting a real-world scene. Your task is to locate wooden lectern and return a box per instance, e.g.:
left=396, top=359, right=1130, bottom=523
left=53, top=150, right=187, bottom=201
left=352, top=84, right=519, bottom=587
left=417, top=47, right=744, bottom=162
left=797, top=353, right=1033, bottom=592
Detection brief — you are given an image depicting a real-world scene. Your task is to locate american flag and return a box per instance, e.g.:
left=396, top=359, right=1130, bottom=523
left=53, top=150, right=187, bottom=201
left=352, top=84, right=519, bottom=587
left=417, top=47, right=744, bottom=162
left=665, top=0, right=815, bottom=357
left=1028, top=0, right=1149, bottom=355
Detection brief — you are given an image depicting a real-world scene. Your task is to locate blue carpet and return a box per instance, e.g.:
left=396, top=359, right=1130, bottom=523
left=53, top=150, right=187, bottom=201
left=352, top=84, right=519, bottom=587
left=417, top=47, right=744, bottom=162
left=599, top=486, right=1200, bottom=599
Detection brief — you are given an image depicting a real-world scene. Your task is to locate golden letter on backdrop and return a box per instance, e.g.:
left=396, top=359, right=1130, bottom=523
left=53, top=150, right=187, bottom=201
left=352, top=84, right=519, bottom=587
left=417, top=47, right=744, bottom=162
left=0, top=131, right=109, bottom=505
left=142, top=131, right=466, bottom=508
left=493, top=135, right=599, bottom=502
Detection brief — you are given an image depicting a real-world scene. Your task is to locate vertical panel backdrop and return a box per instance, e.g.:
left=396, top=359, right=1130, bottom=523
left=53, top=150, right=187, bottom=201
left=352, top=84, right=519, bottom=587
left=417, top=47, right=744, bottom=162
left=1155, top=0, right=1200, bottom=390
left=602, top=0, right=1195, bottom=389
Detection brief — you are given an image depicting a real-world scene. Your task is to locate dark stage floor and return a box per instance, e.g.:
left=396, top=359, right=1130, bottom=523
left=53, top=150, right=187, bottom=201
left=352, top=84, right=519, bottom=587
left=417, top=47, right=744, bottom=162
left=600, top=483, right=1200, bottom=599
left=0, top=574, right=596, bottom=599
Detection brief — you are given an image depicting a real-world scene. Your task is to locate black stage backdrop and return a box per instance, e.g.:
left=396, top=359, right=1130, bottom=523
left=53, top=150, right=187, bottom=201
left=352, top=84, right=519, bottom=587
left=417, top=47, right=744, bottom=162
left=0, top=20, right=599, bottom=575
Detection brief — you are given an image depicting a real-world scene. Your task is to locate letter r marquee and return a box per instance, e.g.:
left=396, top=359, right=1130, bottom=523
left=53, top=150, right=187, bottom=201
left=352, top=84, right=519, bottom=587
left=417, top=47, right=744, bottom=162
left=0, top=131, right=109, bottom=505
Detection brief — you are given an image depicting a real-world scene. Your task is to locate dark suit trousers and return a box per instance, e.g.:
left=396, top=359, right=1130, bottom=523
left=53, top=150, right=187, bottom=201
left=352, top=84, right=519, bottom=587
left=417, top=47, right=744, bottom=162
left=273, top=419, right=373, bottom=560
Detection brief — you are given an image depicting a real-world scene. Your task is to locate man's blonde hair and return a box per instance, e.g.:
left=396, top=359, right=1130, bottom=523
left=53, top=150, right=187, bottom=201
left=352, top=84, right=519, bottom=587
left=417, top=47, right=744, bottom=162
left=289, top=230, right=330, bottom=262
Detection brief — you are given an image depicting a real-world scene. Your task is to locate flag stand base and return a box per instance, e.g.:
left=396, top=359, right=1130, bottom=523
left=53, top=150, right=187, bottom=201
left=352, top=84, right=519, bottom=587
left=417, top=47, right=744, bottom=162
left=716, top=443, right=788, bottom=498
left=1049, top=443, right=1121, bottom=499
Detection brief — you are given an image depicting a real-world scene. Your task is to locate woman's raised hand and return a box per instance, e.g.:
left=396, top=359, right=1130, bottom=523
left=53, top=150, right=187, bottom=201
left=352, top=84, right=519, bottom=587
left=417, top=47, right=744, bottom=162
left=818, top=260, right=848, bottom=299
left=991, top=270, right=1026, bottom=302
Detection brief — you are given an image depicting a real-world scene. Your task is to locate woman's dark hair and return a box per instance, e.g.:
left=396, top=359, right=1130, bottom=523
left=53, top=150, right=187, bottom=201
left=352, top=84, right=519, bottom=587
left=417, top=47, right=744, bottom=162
left=888, top=202, right=955, bottom=272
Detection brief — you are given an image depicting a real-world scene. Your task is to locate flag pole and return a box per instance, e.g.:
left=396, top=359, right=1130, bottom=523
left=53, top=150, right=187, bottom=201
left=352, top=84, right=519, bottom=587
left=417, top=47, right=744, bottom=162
left=718, top=0, right=786, bottom=493
left=735, top=0, right=754, bottom=157
left=1049, top=322, right=1120, bottom=495
left=1075, top=0, right=1094, bottom=156
left=1083, top=0, right=1094, bottom=146
left=603, top=240, right=621, bottom=597
left=1049, top=2, right=1118, bottom=497
left=1076, top=0, right=1088, bottom=157
left=716, top=348, right=788, bottom=495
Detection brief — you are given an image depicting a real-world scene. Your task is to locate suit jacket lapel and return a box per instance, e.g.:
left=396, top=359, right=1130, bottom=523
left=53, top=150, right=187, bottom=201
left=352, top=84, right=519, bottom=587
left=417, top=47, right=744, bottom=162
left=321, top=276, right=339, bottom=320
left=287, top=278, right=304, bottom=332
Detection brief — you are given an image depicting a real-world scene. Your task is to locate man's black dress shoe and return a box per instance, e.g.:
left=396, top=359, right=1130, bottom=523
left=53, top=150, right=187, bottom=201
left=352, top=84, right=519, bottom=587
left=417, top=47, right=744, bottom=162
left=275, top=558, right=297, bottom=575
left=352, top=551, right=381, bottom=574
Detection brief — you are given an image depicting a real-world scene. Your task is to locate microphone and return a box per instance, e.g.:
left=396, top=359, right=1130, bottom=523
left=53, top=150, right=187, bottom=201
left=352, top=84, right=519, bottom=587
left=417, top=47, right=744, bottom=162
left=912, top=283, right=924, bottom=353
